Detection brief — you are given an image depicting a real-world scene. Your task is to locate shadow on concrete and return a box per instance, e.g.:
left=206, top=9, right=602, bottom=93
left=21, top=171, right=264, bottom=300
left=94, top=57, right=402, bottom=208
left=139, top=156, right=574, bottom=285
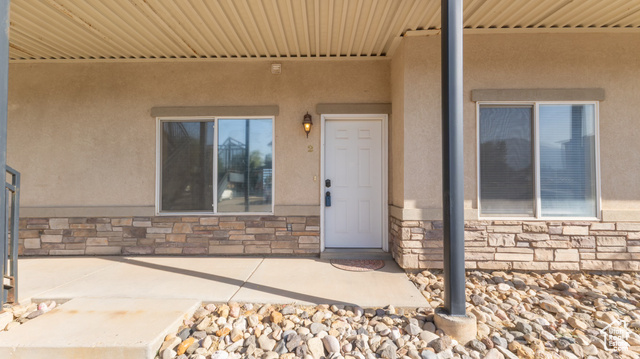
left=100, top=256, right=363, bottom=306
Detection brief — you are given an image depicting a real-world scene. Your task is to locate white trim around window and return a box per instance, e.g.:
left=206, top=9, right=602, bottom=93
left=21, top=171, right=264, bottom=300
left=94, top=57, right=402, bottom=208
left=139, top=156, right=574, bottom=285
left=155, top=116, right=275, bottom=216
left=475, top=101, right=601, bottom=221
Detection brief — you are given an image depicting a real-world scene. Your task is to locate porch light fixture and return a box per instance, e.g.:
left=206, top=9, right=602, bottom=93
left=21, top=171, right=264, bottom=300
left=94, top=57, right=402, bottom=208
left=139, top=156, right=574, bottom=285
left=303, top=112, right=313, bottom=138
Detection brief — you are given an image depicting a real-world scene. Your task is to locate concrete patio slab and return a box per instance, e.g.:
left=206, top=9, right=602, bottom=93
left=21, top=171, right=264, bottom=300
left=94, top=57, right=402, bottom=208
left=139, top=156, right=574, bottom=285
left=25, top=257, right=263, bottom=303
left=0, top=297, right=200, bottom=359
left=18, top=257, right=121, bottom=301
left=7, top=256, right=427, bottom=358
left=230, top=258, right=429, bottom=307
left=17, top=256, right=427, bottom=308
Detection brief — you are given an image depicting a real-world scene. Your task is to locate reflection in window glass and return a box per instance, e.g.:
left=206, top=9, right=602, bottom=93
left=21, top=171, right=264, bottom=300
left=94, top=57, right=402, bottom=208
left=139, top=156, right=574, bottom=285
left=479, top=106, right=534, bottom=216
left=161, top=121, right=214, bottom=211
left=539, top=105, right=596, bottom=217
left=217, top=119, right=273, bottom=213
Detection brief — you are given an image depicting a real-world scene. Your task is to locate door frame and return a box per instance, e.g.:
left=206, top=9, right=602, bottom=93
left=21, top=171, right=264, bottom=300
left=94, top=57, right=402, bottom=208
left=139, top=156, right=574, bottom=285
left=320, top=114, right=389, bottom=252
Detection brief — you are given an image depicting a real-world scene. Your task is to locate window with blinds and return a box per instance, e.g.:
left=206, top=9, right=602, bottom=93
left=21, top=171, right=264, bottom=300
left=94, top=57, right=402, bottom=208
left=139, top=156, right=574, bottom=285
left=158, top=117, right=274, bottom=214
left=478, top=102, right=598, bottom=219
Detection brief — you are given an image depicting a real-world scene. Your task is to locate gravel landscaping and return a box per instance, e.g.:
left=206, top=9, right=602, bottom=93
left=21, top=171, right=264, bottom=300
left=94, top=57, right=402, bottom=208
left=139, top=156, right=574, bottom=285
left=0, top=300, right=57, bottom=332
left=155, top=270, right=640, bottom=359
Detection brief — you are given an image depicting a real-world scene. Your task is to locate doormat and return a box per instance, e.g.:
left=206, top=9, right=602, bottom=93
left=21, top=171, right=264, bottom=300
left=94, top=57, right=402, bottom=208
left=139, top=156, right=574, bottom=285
left=330, top=259, right=385, bottom=272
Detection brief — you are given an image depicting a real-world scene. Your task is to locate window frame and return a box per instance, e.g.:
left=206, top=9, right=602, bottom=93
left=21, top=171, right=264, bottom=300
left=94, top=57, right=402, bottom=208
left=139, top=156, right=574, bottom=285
left=155, top=116, right=275, bottom=216
left=476, top=101, right=601, bottom=221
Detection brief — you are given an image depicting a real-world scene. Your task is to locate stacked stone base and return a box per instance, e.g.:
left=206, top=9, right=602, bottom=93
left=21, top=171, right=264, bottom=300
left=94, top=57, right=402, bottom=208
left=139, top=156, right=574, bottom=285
left=20, top=214, right=640, bottom=272
left=390, top=216, right=640, bottom=272
left=19, top=216, right=320, bottom=256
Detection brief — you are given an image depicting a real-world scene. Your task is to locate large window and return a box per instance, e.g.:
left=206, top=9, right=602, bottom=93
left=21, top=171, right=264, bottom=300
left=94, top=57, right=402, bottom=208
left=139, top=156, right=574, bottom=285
left=158, top=117, right=273, bottom=214
left=478, top=103, right=598, bottom=218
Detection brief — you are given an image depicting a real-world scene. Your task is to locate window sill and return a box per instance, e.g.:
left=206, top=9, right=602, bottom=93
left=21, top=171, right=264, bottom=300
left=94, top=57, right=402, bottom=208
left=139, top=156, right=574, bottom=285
left=156, top=211, right=275, bottom=217
left=476, top=216, right=601, bottom=222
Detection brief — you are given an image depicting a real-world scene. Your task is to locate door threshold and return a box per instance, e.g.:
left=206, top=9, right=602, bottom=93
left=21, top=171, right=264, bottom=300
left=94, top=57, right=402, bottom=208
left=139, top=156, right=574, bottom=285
left=320, top=248, right=391, bottom=260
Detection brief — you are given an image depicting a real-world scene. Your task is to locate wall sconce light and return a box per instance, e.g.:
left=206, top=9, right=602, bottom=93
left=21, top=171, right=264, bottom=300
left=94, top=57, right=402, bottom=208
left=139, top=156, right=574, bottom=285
left=303, top=112, right=313, bottom=138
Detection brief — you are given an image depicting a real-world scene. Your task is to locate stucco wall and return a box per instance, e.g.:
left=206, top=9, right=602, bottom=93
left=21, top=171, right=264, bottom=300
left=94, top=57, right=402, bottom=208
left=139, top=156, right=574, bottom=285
left=395, top=32, right=640, bottom=219
left=9, top=32, right=640, bottom=220
left=7, top=60, right=390, bottom=214
left=390, top=41, right=405, bottom=208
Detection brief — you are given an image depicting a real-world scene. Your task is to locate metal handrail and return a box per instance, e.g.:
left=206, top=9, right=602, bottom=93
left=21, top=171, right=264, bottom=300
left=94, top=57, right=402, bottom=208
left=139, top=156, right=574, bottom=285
left=3, top=165, right=20, bottom=307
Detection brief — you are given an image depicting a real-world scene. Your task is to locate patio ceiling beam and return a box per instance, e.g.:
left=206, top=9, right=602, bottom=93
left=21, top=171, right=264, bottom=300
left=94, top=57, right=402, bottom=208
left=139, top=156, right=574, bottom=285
left=368, top=0, right=393, bottom=57
left=66, top=1, right=149, bottom=58
left=530, top=0, right=573, bottom=28
left=272, top=0, right=291, bottom=58
left=346, top=0, right=363, bottom=57
left=285, top=0, right=301, bottom=58
left=336, top=0, right=349, bottom=57
left=257, top=0, right=280, bottom=58
left=14, top=2, right=104, bottom=59
left=376, top=0, right=405, bottom=57
left=463, top=0, right=487, bottom=28
left=86, top=2, right=157, bottom=58
left=158, top=0, right=207, bottom=57
left=300, top=0, right=311, bottom=58
left=325, top=0, right=334, bottom=56
left=357, top=0, right=378, bottom=56
left=582, top=0, right=632, bottom=27
left=198, top=1, right=236, bottom=58
left=314, top=0, right=320, bottom=56
left=178, top=1, right=221, bottom=58
left=384, top=0, right=421, bottom=57
left=425, top=1, right=442, bottom=30
left=107, top=1, right=174, bottom=59
left=544, top=0, right=595, bottom=27
left=494, top=0, right=540, bottom=28
left=8, top=42, right=34, bottom=59
left=130, top=0, right=196, bottom=59
left=610, top=4, right=640, bottom=27
left=226, top=0, right=259, bottom=58
left=8, top=28, right=65, bottom=59
left=480, top=0, right=521, bottom=28
left=471, top=0, right=511, bottom=29
left=242, top=0, right=270, bottom=57
left=412, top=0, right=438, bottom=32
left=42, top=0, right=134, bottom=58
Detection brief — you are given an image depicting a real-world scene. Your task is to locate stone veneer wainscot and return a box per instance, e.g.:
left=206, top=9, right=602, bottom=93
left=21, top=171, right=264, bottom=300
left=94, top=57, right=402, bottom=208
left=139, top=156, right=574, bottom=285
left=390, top=216, right=640, bottom=272
left=19, top=216, right=320, bottom=256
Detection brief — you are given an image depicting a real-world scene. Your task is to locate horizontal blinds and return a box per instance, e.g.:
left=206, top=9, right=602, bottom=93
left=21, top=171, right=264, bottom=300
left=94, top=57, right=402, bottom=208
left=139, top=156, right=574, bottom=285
left=479, top=106, right=535, bottom=216
left=539, top=104, right=597, bottom=217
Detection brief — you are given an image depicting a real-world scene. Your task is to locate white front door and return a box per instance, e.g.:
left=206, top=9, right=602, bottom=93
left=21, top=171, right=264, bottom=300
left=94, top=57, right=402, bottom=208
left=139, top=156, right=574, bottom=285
left=324, top=119, right=383, bottom=248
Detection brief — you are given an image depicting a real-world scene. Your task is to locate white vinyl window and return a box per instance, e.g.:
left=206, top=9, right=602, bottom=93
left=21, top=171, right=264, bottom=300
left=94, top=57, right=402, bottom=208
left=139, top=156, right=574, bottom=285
left=477, top=102, right=599, bottom=219
left=156, top=117, right=274, bottom=215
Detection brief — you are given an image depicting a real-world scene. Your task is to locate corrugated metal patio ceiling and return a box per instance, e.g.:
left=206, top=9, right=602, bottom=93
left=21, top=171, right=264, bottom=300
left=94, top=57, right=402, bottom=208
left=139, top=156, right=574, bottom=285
left=9, top=0, right=640, bottom=62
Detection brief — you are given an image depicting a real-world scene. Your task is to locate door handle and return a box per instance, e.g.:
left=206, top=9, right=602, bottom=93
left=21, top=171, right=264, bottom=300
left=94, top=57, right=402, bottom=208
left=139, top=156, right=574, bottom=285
left=325, top=191, right=331, bottom=207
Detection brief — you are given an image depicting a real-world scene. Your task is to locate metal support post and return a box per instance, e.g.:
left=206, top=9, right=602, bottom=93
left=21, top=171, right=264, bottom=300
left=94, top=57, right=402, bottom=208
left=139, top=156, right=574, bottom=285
left=441, top=0, right=466, bottom=316
left=0, top=1, right=10, bottom=308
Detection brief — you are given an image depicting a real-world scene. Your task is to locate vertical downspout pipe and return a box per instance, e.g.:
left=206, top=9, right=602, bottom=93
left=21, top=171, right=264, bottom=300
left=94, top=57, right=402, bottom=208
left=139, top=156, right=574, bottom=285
left=441, top=0, right=467, bottom=316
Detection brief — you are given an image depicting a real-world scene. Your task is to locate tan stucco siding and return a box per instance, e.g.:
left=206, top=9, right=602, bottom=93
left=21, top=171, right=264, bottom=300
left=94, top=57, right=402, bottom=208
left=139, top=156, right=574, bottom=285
left=401, top=37, right=443, bottom=211
left=390, top=41, right=405, bottom=208
left=396, top=33, right=640, bottom=217
left=7, top=60, right=391, bottom=210
left=8, top=32, right=640, bottom=217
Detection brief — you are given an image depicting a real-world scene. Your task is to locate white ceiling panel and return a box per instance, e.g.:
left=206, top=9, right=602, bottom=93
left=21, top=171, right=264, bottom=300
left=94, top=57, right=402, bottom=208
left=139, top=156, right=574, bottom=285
left=8, top=0, right=640, bottom=61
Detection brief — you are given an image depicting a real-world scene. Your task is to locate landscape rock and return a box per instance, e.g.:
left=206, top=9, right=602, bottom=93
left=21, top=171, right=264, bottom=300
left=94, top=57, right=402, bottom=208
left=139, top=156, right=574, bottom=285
left=140, top=270, right=640, bottom=359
